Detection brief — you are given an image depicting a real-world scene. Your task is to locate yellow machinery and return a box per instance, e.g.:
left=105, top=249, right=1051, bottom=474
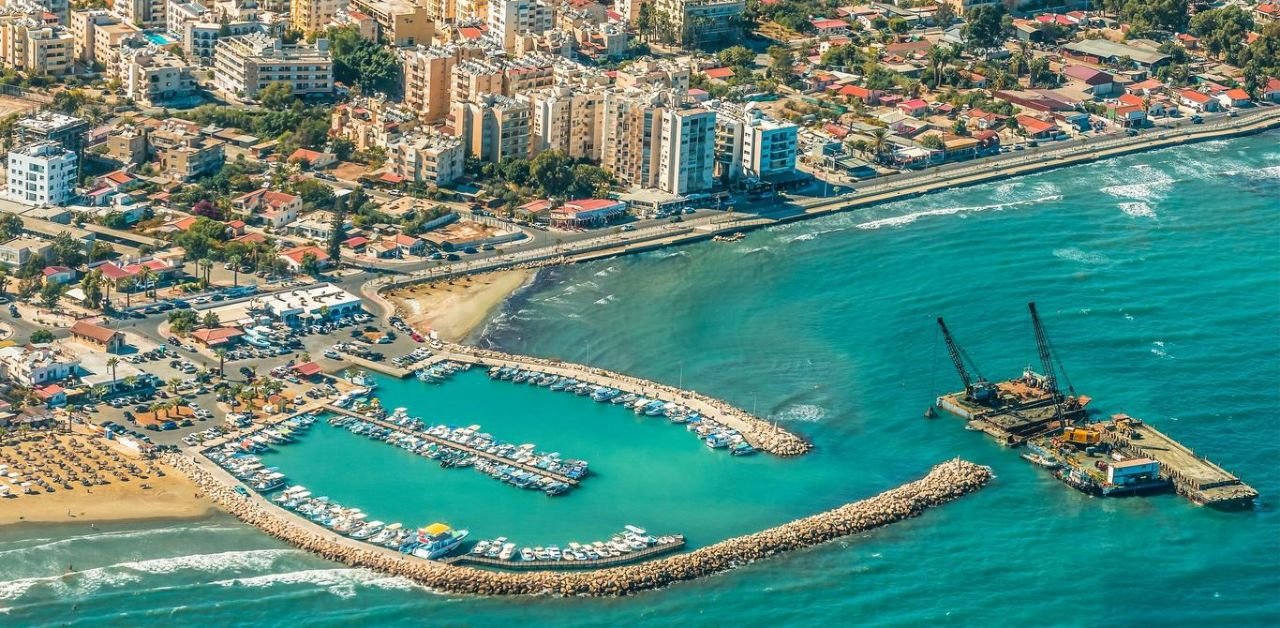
left=1061, top=426, right=1102, bottom=446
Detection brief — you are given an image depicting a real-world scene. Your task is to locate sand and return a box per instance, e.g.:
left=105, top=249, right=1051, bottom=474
left=386, top=269, right=533, bottom=342
left=0, top=432, right=215, bottom=527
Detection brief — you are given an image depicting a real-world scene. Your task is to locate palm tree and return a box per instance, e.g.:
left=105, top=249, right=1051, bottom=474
left=122, top=375, right=138, bottom=391
left=0, top=270, right=9, bottom=297
left=167, top=378, right=182, bottom=394
left=870, top=128, right=889, bottom=163
left=216, top=348, right=227, bottom=375
left=228, top=254, right=242, bottom=287
left=91, top=385, right=107, bottom=400
left=197, top=258, right=213, bottom=287
left=138, top=269, right=156, bottom=300
left=106, top=357, right=120, bottom=391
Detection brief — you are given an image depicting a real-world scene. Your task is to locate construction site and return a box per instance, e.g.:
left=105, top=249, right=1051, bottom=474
left=933, top=303, right=1257, bottom=511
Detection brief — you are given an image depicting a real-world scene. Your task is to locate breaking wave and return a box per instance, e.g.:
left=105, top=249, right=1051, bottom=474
left=855, top=194, right=1062, bottom=230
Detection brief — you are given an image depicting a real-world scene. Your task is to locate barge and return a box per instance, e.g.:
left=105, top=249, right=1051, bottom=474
left=934, top=303, right=1256, bottom=510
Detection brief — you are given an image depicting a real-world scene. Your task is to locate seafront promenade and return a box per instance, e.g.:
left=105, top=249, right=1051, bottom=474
left=166, top=452, right=992, bottom=596
left=364, top=107, right=1280, bottom=298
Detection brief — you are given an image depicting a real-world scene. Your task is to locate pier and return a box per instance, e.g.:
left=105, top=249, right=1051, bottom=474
left=323, top=404, right=582, bottom=486
left=442, top=538, right=686, bottom=571
left=1098, top=416, right=1257, bottom=510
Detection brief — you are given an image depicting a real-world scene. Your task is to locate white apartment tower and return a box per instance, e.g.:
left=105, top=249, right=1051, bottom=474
left=658, top=107, right=715, bottom=194
left=487, top=0, right=552, bottom=51
left=7, top=141, right=78, bottom=206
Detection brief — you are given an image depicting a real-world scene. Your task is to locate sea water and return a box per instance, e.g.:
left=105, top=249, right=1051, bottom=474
left=2, top=133, right=1278, bottom=625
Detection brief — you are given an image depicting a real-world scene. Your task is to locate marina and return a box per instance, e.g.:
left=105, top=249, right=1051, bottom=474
left=934, top=304, right=1257, bottom=510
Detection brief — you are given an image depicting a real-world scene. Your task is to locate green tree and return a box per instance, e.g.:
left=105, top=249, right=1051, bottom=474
left=326, top=25, right=403, bottom=94
left=168, top=308, right=199, bottom=333
left=259, top=81, right=295, bottom=110
left=717, top=45, right=754, bottom=68
left=30, top=329, right=54, bottom=343
left=300, top=252, right=322, bottom=276
left=228, top=254, right=242, bottom=287
left=0, top=213, right=23, bottom=240
left=39, top=282, right=63, bottom=309
left=80, top=270, right=104, bottom=309
left=292, top=178, right=336, bottom=208
left=768, top=45, right=796, bottom=85
left=963, top=5, right=1007, bottom=52
left=51, top=232, right=84, bottom=266
left=529, top=150, right=573, bottom=197
left=326, top=196, right=346, bottom=261
left=202, top=310, right=221, bottom=328
left=1190, top=6, right=1255, bottom=61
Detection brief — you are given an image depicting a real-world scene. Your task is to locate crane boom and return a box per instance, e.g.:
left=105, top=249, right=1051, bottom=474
left=937, top=317, right=997, bottom=403
left=937, top=317, right=972, bottom=393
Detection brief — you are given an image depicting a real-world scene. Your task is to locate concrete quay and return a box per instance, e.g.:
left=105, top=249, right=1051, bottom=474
left=167, top=453, right=992, bottom=597
left=432, top=345, right=814, bottom=457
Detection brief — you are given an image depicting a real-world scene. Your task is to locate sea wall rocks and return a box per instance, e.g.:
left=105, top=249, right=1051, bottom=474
left=167, top=454, right=991, bottom=597
left=446, top=345, right=815, bottom=457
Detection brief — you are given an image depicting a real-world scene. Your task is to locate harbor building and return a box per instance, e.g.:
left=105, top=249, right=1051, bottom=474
left=659, top=107, right=716, bottom=194
left=214, top=33, right=334, bottom=99
left=7, top=142, right=78, bottom=206
left=253, top=283, right=364, bottom=326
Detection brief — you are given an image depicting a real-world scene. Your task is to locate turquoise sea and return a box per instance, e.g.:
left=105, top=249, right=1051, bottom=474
left=2, top=133, right=1278, bottom=626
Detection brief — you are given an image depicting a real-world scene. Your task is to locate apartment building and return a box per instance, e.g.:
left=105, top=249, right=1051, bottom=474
left=456, top=0, right=487, bottom=22
left=15, top=113, right=89, bottom=165
left=452, top=57, right=504, bottom=104
left=654, top=0, right=744, bottom=46
left=708, top=100, right=797, bottom=182
left=184, top=20, right=266, bottom=61
left=525, top=84, right=603, bottom=161
left=291, top=0, right=346, bottom=34
left=658, top=107, right=715, bottom=194
left=450, top=94, right=530, bottom=163
left=120, top=46, right=198, bottom=107
left=348, top=0, right=432, bottom=46
left=93, top=20, right=144, bottom=70
left=403, top=45, right=477, bottom=124
left=7, top=141, right=78, bottom=206
left=0, top=236, right=52, bottom=271
left=213, top=33, right=334, bottom=99
left=166, top=1, right=205, bottom=37
left=330, top=96, right=418, bottom=151
left=487, top=0, right=553, bottom=51
left=113, top=0, right=167, bottom=28
left=613, top=57, right=690, bottom=91
left=150, top=125, right=225, bottom=180
left=69, top=8, right=117, bottom=64
left=386, top=130, right=465, bottom=186
left=0, top=16, right=73, bottom=77
left=601, top=87, right=667, bottom=190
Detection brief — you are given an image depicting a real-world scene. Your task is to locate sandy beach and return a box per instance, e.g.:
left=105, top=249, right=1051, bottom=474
left=386, top=269, right=533, bottom=342
left=0, top=432, right=215, bottom=527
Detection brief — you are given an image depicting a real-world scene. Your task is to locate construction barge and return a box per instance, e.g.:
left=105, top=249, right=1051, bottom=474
left=933, top=303, right=1257, bottom=511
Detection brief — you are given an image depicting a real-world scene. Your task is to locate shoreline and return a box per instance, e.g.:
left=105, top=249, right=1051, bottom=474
left=384, top=268, right=536, bottom=343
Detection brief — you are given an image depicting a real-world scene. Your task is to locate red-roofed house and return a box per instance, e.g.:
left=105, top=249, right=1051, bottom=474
left=1127, top=78, right=1164, bottom=95
left=1063, top=65, right=1115, bottom=95
left=342, top=236, right=370, bottom=253
left=233, top=232, right=268, bottom=245
left=288, top=149, right=337, bottom=169
left=69, top=320, right=125, bottom=352
left=1218, top=88, right=1251, bottom=109
left=457, top=26, right=484, bottom=40
left=703, top=67, right=735, bottom=81
left=966, top=109, right=1008, bottom=130
left=35, top=384, right=66, bottom=407
left=1264, top=77, right=1280, bottom=103
left=837, top=85, right=881, bottom=105
left=96, top=170, right=140, bottom=191
left=1255, top=2, right=1278, bottom=21
left=292, top=362, right=323, bottom=378
left=233, top=189, right=302, bottom=228
left=278, top=246, right=331, bottom=271
left=42, top=266, right=75, bottom=285
left=897, top=99, right=930, bottom=116
left=1108, top=98, right=1146, bottom=127
left=190, top=327, right=243, bottom=348
left=811, top=18, right=850, bottom=37
left=550, top=198, right=627, bottom=229
left=1179, top=89, right=1220, bottom=112
left=1014, top=115, right=1058, bottom=139
left=390, top=233, right=426, bottom=256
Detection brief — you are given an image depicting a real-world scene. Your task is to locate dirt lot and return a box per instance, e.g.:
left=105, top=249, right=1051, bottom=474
left=0, top=94, right=40, bottom=118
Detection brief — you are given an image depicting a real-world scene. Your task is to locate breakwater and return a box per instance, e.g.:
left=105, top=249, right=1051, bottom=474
left=430, top=345, right=814, bottom=457
left=166, top=452, right=991, bottom=596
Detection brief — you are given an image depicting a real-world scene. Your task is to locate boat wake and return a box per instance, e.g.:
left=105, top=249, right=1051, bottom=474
left=770, top=403, right=827, bottom=423
left=1151, top=340, right=1173, bottom=359
left=1052, top=247, right=1111, bottom=266
left=854, top=193, right=1062, bottom=230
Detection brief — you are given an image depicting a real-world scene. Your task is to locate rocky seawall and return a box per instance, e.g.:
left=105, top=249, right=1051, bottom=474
left=167, top=454, right=991, bottom=597
left=444, top=344, right=815, bottom=457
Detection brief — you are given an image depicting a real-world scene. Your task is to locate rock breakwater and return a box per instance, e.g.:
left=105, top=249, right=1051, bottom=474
left=167, top=454, right=990, bottom=597
left=443, top=344, right=815, bottom=457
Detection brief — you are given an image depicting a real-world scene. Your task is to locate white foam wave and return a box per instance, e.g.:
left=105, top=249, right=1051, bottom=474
left=0, top=549, right=300, bottom=601
left=0, top=525, right=244, bottom=557
left=1053, top=247, right=1111, bottom=265
left=770, top=403, right=827, bottom=423
left=1100, top=165, right=1174, bottom=202
left=210, top=567, right=418, bottom=595
left=856, top=194, right=1062, bottom=230
left=593, top=266, right=618, bottom=277
left=1119, top=202, right=1157, bottom=218
left=656, top=250, right=687, bottom=259
left=593, top=294, right=616, bottom=306
left=740, top=246, right=771, bottom=255
left=1151, top=341, right=1171, bottom=359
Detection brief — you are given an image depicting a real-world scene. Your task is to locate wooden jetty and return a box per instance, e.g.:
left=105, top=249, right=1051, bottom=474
left=442, top=537, right=686, bottom=571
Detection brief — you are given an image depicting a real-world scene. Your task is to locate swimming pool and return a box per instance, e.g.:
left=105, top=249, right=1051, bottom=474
left=143, top=32, right=176, bottom=45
